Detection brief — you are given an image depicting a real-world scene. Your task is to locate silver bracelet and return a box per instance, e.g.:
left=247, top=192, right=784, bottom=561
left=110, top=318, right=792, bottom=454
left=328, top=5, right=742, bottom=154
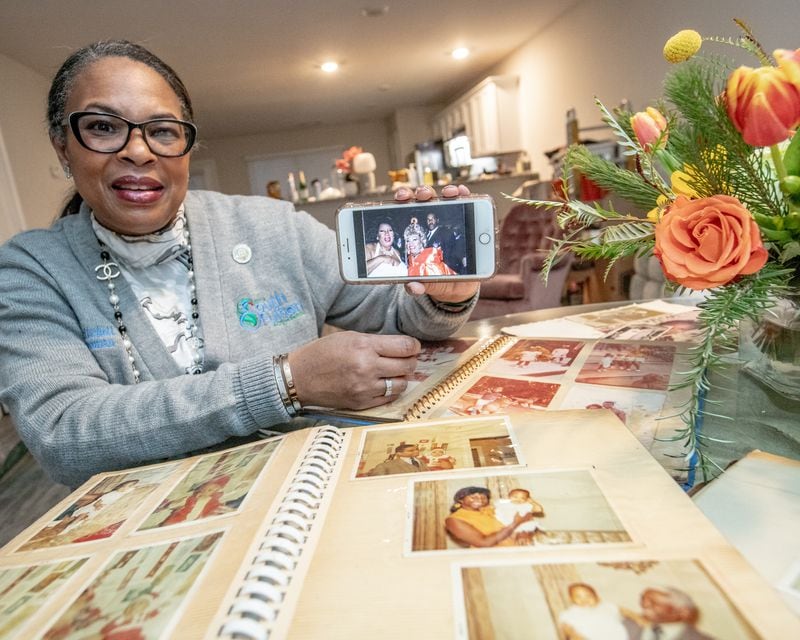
left=273, top=354, right=298, bottom=418
left=277, top=353, right=302, bottom=415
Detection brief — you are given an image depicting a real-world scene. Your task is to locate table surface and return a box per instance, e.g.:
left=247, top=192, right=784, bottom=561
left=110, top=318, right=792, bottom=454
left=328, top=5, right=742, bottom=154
left=459, top=299, right=800, bottom=474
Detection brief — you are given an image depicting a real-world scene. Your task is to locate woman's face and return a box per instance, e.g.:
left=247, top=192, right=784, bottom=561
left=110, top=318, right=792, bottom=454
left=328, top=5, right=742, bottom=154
left=460, top=492, right=489, bottom=510
left=51, top=57, right=191, bottom=236
left=377, top=224, right=394, bottom=248
left=406, top=233, right=423, bottom=255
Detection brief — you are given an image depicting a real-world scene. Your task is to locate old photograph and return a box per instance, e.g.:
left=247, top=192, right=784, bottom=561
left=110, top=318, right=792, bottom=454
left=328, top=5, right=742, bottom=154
left=355, top=416, right=520, bottom=478
left=455, top=558, right=758, bottom=639
left=408, top=469, right=630, bottom=554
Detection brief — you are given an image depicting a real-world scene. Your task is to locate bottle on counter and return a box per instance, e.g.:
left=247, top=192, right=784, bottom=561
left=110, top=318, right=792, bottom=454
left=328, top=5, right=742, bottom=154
left=287, top=172, right=299, bottom=204
left=298, top=171, right=309, bottom=202
left=423, top=164, right=434, bottom=187
left=407, top=163, right=418, bottom=188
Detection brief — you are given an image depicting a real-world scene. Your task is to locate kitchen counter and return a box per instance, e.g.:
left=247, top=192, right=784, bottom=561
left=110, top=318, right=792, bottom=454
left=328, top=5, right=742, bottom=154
left=295, top=172, right=540, bottom=229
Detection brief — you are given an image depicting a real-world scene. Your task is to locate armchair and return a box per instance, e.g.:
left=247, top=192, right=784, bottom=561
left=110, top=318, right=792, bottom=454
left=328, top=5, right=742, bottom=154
left=470, top=204, right=572, bottom=320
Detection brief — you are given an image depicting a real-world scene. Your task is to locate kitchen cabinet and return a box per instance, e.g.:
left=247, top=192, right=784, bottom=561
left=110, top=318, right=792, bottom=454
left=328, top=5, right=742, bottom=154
left=433, top=75, right=521, bottom=157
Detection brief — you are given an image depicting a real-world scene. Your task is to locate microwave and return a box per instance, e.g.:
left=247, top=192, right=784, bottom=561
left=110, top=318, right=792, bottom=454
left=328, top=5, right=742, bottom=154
left=444, top=134, right=473, bottom=168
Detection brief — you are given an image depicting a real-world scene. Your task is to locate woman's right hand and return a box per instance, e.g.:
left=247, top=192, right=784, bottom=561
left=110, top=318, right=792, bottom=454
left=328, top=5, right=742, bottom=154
left=287, top=331, right=420, bottom=410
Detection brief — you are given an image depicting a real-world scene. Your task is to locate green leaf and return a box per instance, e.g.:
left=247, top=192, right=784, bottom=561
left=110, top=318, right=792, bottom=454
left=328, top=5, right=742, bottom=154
left=784, top=129, right=800, bottom=176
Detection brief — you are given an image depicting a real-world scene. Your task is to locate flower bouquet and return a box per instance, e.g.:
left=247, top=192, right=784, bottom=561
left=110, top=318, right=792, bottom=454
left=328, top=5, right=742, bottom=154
left=335, top=145, right=364, bottom=196
left=511, top=20, right=800, bottom=478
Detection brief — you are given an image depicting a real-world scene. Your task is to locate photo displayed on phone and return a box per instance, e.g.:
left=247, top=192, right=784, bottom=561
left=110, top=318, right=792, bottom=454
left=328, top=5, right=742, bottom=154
left=353, top=201, right=477, bottom=278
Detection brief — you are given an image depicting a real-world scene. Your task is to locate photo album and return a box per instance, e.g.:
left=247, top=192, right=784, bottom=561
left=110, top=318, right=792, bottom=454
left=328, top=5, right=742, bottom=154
left=1, top=409, right=796, bottom=639
left=311, top=301, right=706, bottom=482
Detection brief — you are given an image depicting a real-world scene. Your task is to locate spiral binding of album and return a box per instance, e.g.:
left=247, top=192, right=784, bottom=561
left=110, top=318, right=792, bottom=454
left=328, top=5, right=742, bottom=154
left=217, top=426, right=345, bottom=640
left=403, top=334, right=515, bottom=420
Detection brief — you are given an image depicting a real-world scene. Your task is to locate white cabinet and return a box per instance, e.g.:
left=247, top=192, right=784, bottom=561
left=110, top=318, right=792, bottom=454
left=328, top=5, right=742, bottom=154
left=433, top=75, right=521, bottom=157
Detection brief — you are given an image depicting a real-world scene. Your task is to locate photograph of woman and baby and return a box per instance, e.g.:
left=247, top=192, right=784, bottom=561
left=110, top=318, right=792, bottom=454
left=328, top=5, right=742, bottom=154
left=362, top=207, right=468, bottom=278
left=408, top=470, right=631, bottom=553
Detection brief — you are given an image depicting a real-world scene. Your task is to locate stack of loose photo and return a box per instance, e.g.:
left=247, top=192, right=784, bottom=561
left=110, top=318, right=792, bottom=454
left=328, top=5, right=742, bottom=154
left=1, top=303, right=798, bottom=639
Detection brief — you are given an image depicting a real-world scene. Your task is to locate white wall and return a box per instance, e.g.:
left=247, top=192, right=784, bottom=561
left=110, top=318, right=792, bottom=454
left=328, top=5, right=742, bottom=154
left=192, top=119, right=395, bottom=196
left=0, top=52, right=70, bottom=230
left=481, top=0, right=799, bottom=179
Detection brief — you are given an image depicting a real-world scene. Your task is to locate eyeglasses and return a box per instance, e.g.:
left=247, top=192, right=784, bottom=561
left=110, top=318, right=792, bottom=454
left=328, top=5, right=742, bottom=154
left=66, top=111, right=197, bottom=157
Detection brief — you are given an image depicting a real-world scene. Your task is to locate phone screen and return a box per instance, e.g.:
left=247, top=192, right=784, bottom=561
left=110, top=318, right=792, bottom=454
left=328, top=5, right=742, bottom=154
left=352, top=201, right=477, bottom=278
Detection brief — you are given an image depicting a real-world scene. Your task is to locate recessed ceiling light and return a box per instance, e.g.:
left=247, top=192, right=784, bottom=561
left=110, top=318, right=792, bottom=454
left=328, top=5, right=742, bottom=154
left=320, top=61, right=339, bottom=73
left=451, top=47, right=470, bottom=60
left=361, top=6, right=389, bottom=18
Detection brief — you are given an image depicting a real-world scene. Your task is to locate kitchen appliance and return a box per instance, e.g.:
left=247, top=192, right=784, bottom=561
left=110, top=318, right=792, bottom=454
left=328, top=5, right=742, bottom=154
left=444, top=133, right=473, bottom=168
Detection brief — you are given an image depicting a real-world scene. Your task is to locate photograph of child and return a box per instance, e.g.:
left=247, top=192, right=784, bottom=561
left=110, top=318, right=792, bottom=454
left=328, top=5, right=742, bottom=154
left=0, top=558, right=88, bottom=637
left=570, top=305, right=671, bottom=333
left=575, top=342, right=677, bottom=391
left=39, top=532, right=224, bottom=640
left=558, top=384, right=668, bottom=449
left=18, top=465, right=178, bottom=551
left=487, top=339, right=585, bottom=378
left=455, top=558, right=759, bottom=639
left=355, top=416, right=520, bottom=479
left=411, top=338, right=477, bottom=383
left=138, top=439, right=280, bottom=530
left=447, top=375, right=561, bottom=416
left=408, top=470, right=630, bottom=553
left=604, top=309, right=704, bottom=343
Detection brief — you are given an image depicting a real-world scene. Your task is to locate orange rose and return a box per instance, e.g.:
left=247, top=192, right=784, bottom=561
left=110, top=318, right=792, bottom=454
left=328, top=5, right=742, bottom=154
left=654, top=195, right=768, bottom=290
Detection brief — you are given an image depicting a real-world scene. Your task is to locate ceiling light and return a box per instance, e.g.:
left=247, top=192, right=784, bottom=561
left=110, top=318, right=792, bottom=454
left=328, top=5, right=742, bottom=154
left=451, top=47, right=470, bottom=60
left=320, top=61, right=339, bottom=73
left=361, top=6, right=389, bottom=18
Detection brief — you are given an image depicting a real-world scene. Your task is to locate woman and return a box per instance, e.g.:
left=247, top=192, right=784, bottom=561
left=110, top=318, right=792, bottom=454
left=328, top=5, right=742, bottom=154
left=364, top=221, right=407, bottom=277
left=0, top=40, right=478, bottom=487
left=404, top=226, right=456, bottom=277
left=444, top=486, right=533, bottom=548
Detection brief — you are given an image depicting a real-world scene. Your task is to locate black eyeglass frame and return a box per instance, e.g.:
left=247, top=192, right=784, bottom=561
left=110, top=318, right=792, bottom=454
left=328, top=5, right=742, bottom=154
left=65, top=111, right=197, bottom=157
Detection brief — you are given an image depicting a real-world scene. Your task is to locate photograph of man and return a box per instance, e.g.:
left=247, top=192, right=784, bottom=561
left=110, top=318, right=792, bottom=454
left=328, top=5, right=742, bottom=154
left=364, top=221, right=408, bottom=277
left=366, top=444, right=429, bottom=476
left=626, top=587, right=716, bottom=640
left=425, top=212, right=467, bottom=274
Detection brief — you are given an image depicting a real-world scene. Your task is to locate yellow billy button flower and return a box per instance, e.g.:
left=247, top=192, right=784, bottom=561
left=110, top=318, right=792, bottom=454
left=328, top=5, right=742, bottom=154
left=663, top=29, right=702, bottom=63
left=631, top=107, right=668, bottom=151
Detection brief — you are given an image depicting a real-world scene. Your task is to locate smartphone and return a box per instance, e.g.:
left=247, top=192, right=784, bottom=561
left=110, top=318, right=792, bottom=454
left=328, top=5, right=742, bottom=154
left=336, top=195, right=497, bottom=283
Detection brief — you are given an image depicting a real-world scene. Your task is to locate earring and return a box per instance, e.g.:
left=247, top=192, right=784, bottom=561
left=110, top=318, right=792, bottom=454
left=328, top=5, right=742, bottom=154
left=64, top=165, right=72, bottom=179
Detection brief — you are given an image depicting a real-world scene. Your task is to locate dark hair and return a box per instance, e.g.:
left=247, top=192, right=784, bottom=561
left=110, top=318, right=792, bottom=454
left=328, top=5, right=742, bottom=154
left=395, top=443, right=417, bottom=453
left=48, top=40, right=194, bottom=217
left=451, top=486, right=491, bottom=512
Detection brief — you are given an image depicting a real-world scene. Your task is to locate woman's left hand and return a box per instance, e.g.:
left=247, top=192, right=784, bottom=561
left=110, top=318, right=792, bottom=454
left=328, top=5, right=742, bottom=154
left=394, top=184, right=481, bottom=304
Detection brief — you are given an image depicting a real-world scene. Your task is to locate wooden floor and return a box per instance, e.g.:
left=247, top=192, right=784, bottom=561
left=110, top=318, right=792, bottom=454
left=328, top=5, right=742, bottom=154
left=0, top=413, right=70, bottom=547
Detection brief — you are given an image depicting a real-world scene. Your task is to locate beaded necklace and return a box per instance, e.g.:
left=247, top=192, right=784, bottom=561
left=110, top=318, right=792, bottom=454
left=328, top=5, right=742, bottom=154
left=94, top=223, right=203, bottom=383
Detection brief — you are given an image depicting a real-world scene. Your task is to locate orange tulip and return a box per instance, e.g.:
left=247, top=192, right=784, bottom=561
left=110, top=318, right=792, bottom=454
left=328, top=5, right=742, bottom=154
left=631, top=107, right=668, bottom=150
left=775, top=48, right=800, bottom=87
left=726, top=64, right=800, bottom=146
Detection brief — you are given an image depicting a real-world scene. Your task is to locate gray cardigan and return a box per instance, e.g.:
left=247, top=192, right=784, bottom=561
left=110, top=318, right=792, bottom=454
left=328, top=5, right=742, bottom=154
left=0, top=190, right=474, bottom=486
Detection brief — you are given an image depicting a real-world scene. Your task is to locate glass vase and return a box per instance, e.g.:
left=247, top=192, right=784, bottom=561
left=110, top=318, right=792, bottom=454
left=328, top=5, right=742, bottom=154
left=738, top=292, right=800, bottom=400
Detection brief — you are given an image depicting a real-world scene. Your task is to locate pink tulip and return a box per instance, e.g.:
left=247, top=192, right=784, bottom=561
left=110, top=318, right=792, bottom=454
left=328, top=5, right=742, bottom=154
left=630, top=107, right=668, bottom=150
left=726, top=64, right=800, bottom=146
